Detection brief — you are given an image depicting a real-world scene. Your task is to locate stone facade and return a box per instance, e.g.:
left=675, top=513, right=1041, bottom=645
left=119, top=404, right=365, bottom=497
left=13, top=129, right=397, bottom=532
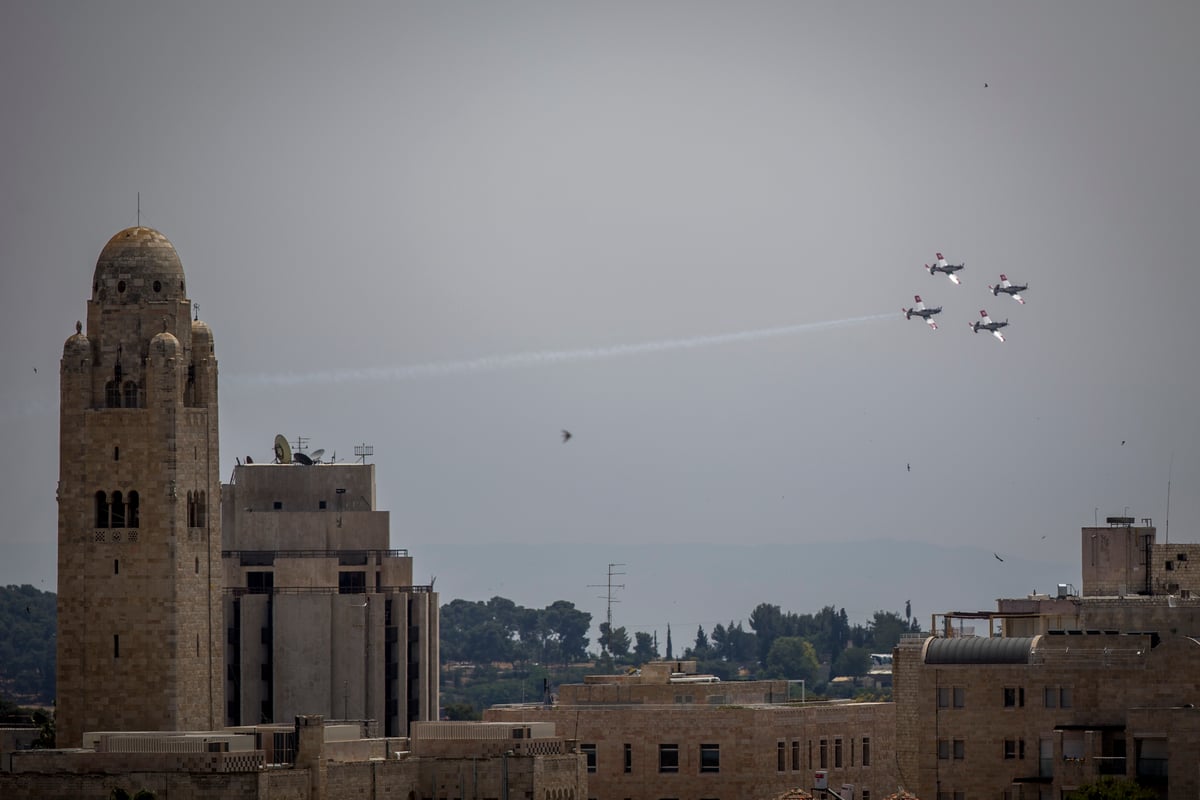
left=57, top=226, right=222, bottom=747
left=486, top=661, right=896, bottom=800
left=222, top=461, right=440, bottom=736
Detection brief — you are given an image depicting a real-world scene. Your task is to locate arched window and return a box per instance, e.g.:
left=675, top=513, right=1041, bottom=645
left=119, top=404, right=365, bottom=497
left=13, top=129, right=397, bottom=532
left=105, top=380, right=121, bottom=408
left=123, top=380, right=139, bottom=408
left=127, top=491, right=139, bottom=528
left=187, top=491, right=196, bottom=527
left=110, top=491, right=125, bottom=528
left=95, top=491, right=109, bottom=528
left=197, top=490, right=207, bottom=527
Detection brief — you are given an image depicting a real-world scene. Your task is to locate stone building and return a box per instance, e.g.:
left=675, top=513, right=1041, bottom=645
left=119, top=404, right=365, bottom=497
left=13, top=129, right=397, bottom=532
left=56, top=226, right=223, bottom=747
left=486, top=660, right=897, bottom=800
left=222, top=459, right=440, bottom=736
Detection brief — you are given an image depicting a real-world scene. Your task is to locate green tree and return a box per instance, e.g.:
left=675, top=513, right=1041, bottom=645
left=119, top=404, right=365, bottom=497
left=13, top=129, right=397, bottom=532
left=764, top=637, right=819, bottom=683
left=749, top=603, right=784, bottom=667
left=633, top=631, right=659, bottom=662
left=1065, top=778, right=1157, bottom=800
left=598, top=623, right=631, bottom=660
left=687, top=625, right=711, bottom=659
left=442, top=702, right=480, bottom=721
left=665, top=625, right=673, bottom=660
left=867, top=610, right=909, bottom=651
left=831, top=646, right=872, bottom=679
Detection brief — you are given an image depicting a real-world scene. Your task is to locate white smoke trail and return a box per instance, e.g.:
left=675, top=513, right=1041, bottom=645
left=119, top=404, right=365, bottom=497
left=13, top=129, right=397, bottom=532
left=229, top=312, right=895, bottom=389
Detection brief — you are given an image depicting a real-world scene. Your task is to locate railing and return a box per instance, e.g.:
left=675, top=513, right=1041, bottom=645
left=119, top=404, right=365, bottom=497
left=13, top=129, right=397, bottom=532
left=223, top=548, right=409, bottom=560
left=226, top=585, right=434, bottom=597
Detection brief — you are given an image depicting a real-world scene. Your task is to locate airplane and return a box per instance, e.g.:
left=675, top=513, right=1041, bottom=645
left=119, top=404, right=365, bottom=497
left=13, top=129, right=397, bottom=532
left=902, top=295, right=941, bottom=330
left=925, top=252, right=964, bottom=284
left=988, top=274, right=1028, bottom=304
left=969, top=309, right=1007, bottom=342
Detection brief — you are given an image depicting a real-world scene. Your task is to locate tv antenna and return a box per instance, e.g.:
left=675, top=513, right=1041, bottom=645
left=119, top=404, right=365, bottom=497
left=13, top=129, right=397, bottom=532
left=588, top=563, right=626, bottom=654
left=354, top=443, right=374, bottom=464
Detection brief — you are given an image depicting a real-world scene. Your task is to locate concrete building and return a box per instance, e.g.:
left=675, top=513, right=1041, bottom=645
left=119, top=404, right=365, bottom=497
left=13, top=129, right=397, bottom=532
left=56, top=226, right=223, bottom=746
left=893, top=520, right=1200, bottom=800
left=222, top=459, right=439, bottom=736
left=486, top=660, right=897, bottom=800
left=1, top=716, right=587, bottom=799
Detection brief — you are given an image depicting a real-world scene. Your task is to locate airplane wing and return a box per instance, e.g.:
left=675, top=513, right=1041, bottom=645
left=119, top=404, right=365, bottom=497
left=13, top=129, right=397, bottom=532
left=980, top=310, right=993, bottom=324
left=999, top=274, right=1013, bottom=288
left=913, top=295, right=927, bottom=311
left=925, top=317, right=938, bottom=330
left=947, top=273, right=961, bottom=285
left=1011, top=292, right=1025, bottom=305
left=992, top=330, right=1006, bottom=342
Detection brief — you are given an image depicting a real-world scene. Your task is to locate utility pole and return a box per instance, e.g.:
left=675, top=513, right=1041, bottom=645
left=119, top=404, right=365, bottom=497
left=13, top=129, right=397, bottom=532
left=588, top=563, right=626, bottom=654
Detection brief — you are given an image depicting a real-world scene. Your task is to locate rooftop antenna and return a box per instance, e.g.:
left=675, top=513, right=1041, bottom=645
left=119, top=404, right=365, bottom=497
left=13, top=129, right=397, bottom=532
left=588, top=563, right=626, bottom=655
left=1166, top=451, right=1174, bottom=544
left=354, top=443, right=373, bottom=465
left=292, top=435, right=310, bottom=453
left=193, top=302, right=199, bottom=321
left=137, top=192, right=140, bottom=227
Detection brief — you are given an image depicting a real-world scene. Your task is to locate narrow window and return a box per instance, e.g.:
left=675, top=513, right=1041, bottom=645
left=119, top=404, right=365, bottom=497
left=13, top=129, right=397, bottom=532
left=196, top=633, right=200, bottom=657
left=113, top=446, right=120, bottom=461
left=953, top=687, right=965, bottom=707
left=1004, top=687, right=1017, bottom=707
left=938, top=740, right=949, bottom=760
left=114, top=559, right=119, bottom=575
left=835, top=737, right=843, bottom=768
left=581, top=743, right=596, bottom=773
left=659, top=744, right=679, bottom=773
left=1059, top=687, right=1072, bottom=708
left=953, top=739, right=965, bottom=760
left=197, top=490, right=206, bottom=526
left=187, top=491, right=196, bottom=527
left=1004, top=740, right=1017, bottom=760
left=95, top=491, right=110, bottom=528
left=699, top=743, right=719, bottom=773
left=819, top=738, right=828, bottom=769
left=114, top=634, right=120, bottom=658
left=127, top=491, right=139, bottom=528
left=105, top=380, right=120, bottom=408
left=1044, top=687, right=1057, bottom=708
left=862, top=736, right=871, bottom=766
left=195, top=557, right=200, bottom=575
left=110, top=491, right=125, bottom=528
left=937, top=687, right=950, bottom=708
left=777, top=741, right=785, bottom=771
left=623, top=743, right=632, bottom=773
left=123, top=380, right=139, bottom=408
left=791, top=740, right=800, bottom=771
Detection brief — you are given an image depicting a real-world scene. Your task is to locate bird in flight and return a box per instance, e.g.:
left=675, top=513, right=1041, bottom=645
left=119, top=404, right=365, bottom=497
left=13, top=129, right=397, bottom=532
left=906, top=463, right=911, bottom=472
left=993, top=553, right=1004, bottom=562
left=1121, top=440, right=1126, bottom=446
left=561, top=430, right=572, bottom=443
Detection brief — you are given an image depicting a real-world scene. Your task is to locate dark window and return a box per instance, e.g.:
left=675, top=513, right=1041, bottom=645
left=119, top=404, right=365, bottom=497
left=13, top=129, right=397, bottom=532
left=127, top=491, right=139, bottom=528
left=1044, top=687, right=1057, bottom=708
left=247, top=572, right=274, bottom=593
left=581, top=743, right=596, bottom=773
left=954, top=740, right=965, bottom=760
left=95, top=491, right=109, bottom=528
left=953, top=687, right=965, bottom=707
left=273, top=501, right=283, bottom=510
left=1004, top=740, right=1018, bottom=759
left=339, top=571, right=367, bottom=594
left=319, top=500, right=328, bottom=510
left=153, top=280, right=161, bottom=292
left=777, top=741, right=785, bottom=771
left=110, top=491, right=125, bottom=528
left=819, top=738, right=828, bottom=769
left=195, top=557, right=200, bottom=575
left=114, top=634, right=120, bottom=658
left=114, top=446, right=119, bottom=461
left=123, top=380, right=139, bottom=408
left=699, top=743, right=719, bottom=773
left=624, top=743, right=632, bottom=773
left=106, top=380, right=121, bottom=408
left=835, top=738, right=843, bottom=768
left=659, top=744, right=679, bottom=773
left=791, top=740, right=800, bottom=771
left=937, top=687, right=950, bottom=708
left=938, top=740, right=949, bottom=760
left=1004, top=687, right=1024, bottom=707
left=862, top=736, right=871, bottom=766
left=114, top=559, right=119, bottom=575
left=1060, top=687, right=1072, bottom=708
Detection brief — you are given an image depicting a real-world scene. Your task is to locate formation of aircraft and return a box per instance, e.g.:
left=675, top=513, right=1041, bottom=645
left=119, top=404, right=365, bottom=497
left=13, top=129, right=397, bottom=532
left=970, top=309, right=1008, bottom=341
left=902, top=295, right=941, bottom=330
left=925, top=252, right=964, bottom=284
left=904, top=253, right=1031, bottom=343
left=988, top=274, right=1028, bottom=304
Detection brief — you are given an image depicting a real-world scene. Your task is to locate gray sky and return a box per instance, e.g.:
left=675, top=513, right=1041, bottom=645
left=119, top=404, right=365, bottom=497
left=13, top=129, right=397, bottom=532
left=3, top=2, right=1198, bottom=637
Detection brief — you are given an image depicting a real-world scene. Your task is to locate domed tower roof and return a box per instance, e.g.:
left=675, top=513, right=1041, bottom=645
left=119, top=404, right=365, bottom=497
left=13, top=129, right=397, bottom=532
left=191, top=319, right=214, bottom=355
left=150, top=329, right=182, bottom=359
left=62, top=320, right=90, bottom=359
left=92, top=226, right=186, bottom=302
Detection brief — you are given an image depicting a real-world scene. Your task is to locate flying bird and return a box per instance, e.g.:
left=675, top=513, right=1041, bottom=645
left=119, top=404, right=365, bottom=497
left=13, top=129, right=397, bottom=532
left=994, top=553, right=1004, bottom=562
left=906, top=463, right=911, bottom=472
left=561, top=430, right=572, bottom=443
left=1121, top=440, right=1126, bottom=446
left=33, top=367, right=37, bottom=373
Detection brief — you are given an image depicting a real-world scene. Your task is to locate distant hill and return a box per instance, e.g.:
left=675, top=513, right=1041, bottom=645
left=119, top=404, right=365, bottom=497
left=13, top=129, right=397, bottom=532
left=0, top=585, right=56, bottom=705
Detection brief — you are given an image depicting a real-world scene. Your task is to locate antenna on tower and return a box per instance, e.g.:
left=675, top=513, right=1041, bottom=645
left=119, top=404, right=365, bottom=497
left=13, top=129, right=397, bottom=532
left=588, top=563, right=626, bottom=655
left=354, top=443, right=374, bottom=464
left=193, top=302, right=199, bottom=321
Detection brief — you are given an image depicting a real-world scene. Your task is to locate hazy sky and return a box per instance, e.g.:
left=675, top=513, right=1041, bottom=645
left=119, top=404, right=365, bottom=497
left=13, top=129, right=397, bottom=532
left=3, top=2, right=1198, bottom=637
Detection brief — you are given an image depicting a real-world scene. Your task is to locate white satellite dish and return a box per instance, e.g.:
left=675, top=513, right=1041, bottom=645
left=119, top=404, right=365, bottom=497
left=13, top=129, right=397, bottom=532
left=274, top=434, right=292, bottom=464
left=310, top=448, right=325, bottom=463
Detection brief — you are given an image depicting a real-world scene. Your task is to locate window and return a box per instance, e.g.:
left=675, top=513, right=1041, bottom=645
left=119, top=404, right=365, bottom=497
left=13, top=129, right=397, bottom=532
left=954, top=740, right=965, bottom=760
left=792, top=740, right=800, bottom=771
left=777, top=741, right=786, bottom=771
left=127, top=491, right=139, bottom=528
left=114, top=559, right=119, bottom=575
left=114, top=446, right=119, bottom=461
left=938, top=687, right=950, bottom=708
left=247, top=572, right=274, bottom=593
left=1044, top=687, right=1057, bottom=708
left=700, top=743, right=720, bottom=773
left=819, top=738, right=828, bottom=769
left=273, top=501, right=283, bottom=510
left=123, top=380, right=139, bottom=408
left=862, top=736, right=871, bottom=766
left=835, top=737, right=843, bottom=768
left=110, top=491, right=125, bottom=527
left=114, top=634, right=120, bottom=658
left=1059, top=687, right=1072, bottom=708
left=1004, top=739, right=1018, bottom=759
left=338, top=571, right=367, bottom=594
left=862, top=792, right=870, bottom=800
left=1004, top=687, right=1024, bottom=707
left=954, top=687, right=965, bottom=708
left=105, top=380, right=121, bottom=408
left=95, top=491, right=109, bottom=528
left=581, top=743, right=596, bottom=773
left=938, top=740, right=949, bottom=760
left=319, top=500, right=328, bottom=510
left=659, top=744, right=679, bottom=773
left=624, top=743, right=632, bottom=773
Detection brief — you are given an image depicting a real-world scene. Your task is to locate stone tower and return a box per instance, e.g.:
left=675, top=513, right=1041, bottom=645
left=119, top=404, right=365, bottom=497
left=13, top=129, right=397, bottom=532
left=57, top=226, right=222, bottom=746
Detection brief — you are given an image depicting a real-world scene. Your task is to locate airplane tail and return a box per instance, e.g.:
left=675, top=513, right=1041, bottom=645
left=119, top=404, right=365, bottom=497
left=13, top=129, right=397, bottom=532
left=924, top=263, right=933, bottom=275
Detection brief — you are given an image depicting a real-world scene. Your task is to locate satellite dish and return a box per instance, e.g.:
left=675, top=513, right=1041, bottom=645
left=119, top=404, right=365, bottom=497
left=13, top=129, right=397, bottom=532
left=310, top=448, right=325, bottom=463
left=274, top=434, right=292, bottom=464
left=293, top=452, right=313, bottom=466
